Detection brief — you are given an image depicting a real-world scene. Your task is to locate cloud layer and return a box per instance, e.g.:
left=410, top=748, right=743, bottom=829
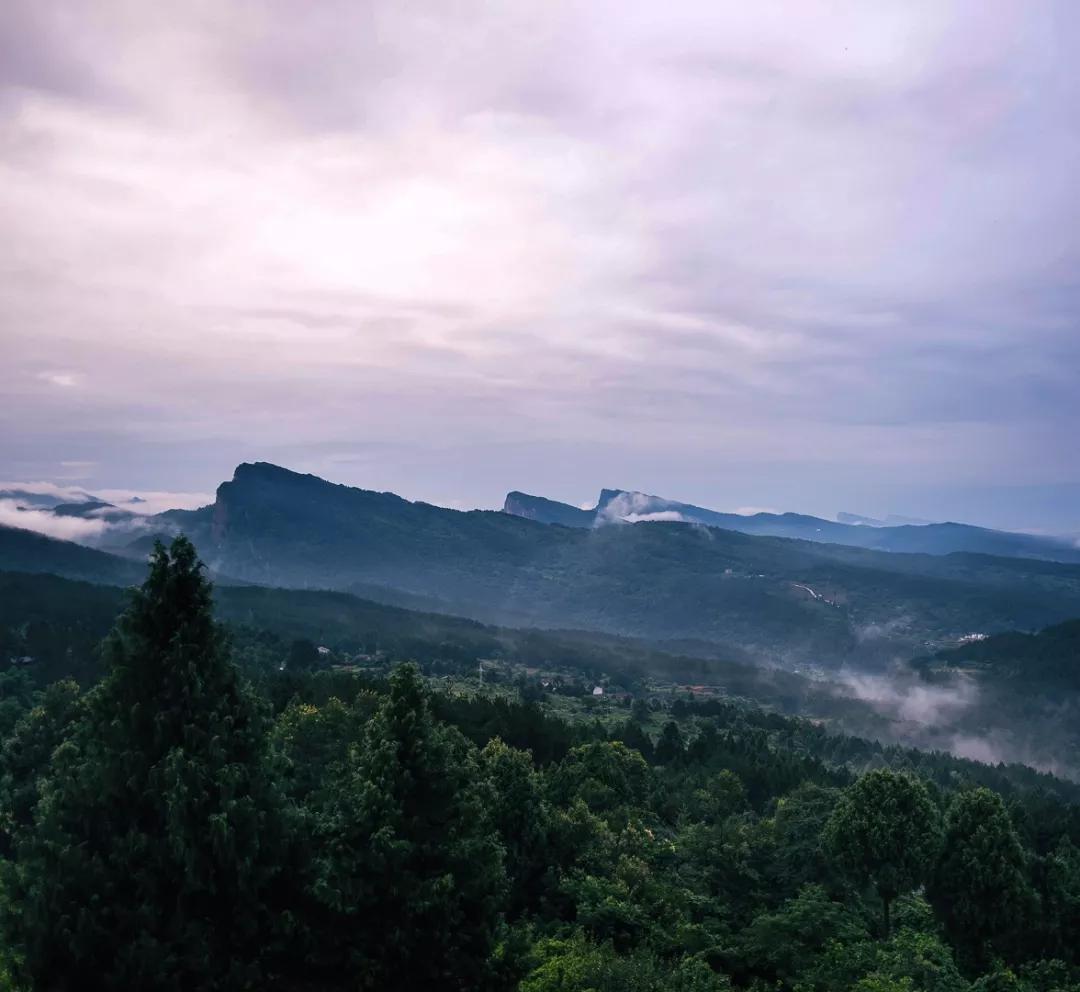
left=2, top=1, right=1079, bottom=528
left=0, top=481, right=210, bottom=544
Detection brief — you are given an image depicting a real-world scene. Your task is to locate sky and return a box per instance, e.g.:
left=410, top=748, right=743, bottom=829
left=2, top=1, right=1079, bottom=532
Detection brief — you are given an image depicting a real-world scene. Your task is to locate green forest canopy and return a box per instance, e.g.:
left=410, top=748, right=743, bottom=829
left=0, top=539, right=1078, bottom=990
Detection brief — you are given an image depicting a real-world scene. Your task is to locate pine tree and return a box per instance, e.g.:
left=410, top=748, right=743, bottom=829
left=0, top=538, right=290, bottom=990
left=927, top=788, right=1032, bottom=971
left=481, top=737, right=550, bottom=918
left=655, top=721, right=685, bottom=765
left=310, top=663, right=507, bottom=991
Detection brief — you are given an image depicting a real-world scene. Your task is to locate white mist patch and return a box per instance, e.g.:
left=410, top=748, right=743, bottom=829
left=93, top=489, right=211, bottom=515
left=622, top=510, right=687, bottom=523
left=0, top=481, right=210, bottom=547
left=595, top=491, right=697, bottom=526
left=949, top=734, right=1003, bottom=765
left=853, top=615, right=914, bottom=643
left=839, top=670, right=979, bottom=725
left=0, top=500, right=111, bottom=543
left=0, top=481, right=210, bottom=514
left=595, top=491, right=668, bottom=525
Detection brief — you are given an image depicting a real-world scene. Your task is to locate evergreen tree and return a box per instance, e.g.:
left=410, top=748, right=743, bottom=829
left=656, top=721, right=685, bottom=765
left=927, top=788, right=1033, bottom=970
left=615, top=719, right=655, bottom=763
left=548, top=741, right=653, bottom=826
left=310, top=663, right=506, bottom=991
left=0, top=538, right=290, bottom=990
left=0, top=678, right=81, bottom=857
left=825, top=769, right=941, bottom=936
left=482, top=737, right=551, bottom=918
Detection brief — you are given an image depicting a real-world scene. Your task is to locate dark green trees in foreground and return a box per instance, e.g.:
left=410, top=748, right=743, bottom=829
left=0, top=537, right=1078, bottom=991
left=825, top=769, right=940, bottom=936
left=308, top=664, right=505, bottom=989
left=928, top=788, right=1033, bottom=970
left=1, top=538, right=288, bottom=989
left=0, top=538, right=505, bottom=991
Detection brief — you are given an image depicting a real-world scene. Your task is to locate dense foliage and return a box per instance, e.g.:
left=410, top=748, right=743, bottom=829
left=6, top=567, right=1080, bottom=781
left=0, top=539, right=1078, bottom=990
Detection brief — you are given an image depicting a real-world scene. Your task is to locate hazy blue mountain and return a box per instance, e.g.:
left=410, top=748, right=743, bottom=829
left=0, top=487, right=98, bottom=509
left=5, top=564, right=1080, bottom=777
left=837, top=511, right=935, bottom=527
left=0, top=568, right=805, bottom=705
left=0, top=523, right=145, bottom=586
left=504, top=487, right=1080, bottom=562
left=502, top=491, right=595, bottom=528
left=154, top=462, right=1080, bottom=666
left=51, top=500, right=139, bottom=524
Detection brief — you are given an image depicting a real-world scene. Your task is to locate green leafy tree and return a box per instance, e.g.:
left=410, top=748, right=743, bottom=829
left=656, top=721, right=685, bottom=765
left=522, top=933, right=731, bottom=992
left=616, top=719, right=656, bottom=763
left=481, top=737, right=551, bottom=917
left=548, top=741, right=653, bottom=827
left=269, top=695, right=367, bottom=800
left=0, top=678, right=81, bottom=855
left=807, top=920, right=966, bottom=992
left=969, top=965, right=1026, bottom=992
left=824, top=769, right=941, bottom=936
left=770, top=783, right=842, bottom=898
left=0, top=537, right=290, bottom=990
left=687, top=770, right=748, bottom=826
left=851, top=974, right=915, bottom=992
left=737, top=883, right=867, bottom=986
left=287, top=637, right=321, bottom=671
left=1038, top=839, right=1080, bottom=961
left=310, top=663, right=506, bottom=990
left=927, top=788, right=1033, bottom=970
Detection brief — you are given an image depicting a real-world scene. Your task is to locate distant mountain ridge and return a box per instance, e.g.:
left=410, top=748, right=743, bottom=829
left=837, top=511, right=935, bottom=528
left=0, top=486, right=98, bottom=509
left=0, top=524, right=145, bottom=586
left=503, top=487, right=1080, bottom=563
left=104, top=461, right=1080, bottom=666
left=9, top=462, right=1080, bottom=668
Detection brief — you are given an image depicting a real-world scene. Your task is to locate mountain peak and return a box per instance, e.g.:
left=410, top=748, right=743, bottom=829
left=503, top=491, right=594, bottom=528
left=232, top=461, right=305, bottom=482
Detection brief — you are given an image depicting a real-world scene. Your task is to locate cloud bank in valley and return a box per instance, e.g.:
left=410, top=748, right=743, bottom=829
left=0, top=481, right=211, bottom=545
left=1, top=1, right=1079, bottom=528
left=0, top=500, right=113, bottom=544
left=839, top=670, right=979, bottom=726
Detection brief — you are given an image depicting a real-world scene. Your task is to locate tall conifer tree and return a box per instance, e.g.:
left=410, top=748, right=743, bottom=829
left=1, top=538, right=288, bottom=990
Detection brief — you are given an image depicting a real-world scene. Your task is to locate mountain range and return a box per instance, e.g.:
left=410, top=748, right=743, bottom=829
left=503, top=487, right=1080, bottom=562
left=11, top=461, right=1078, bottom=666
left=5, top=462, right=1080, bottom=668
left=4, top=460, right=1080, bottom=774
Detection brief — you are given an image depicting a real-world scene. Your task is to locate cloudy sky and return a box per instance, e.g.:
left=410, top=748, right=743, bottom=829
left=2, top=1, right=1079, bottom=530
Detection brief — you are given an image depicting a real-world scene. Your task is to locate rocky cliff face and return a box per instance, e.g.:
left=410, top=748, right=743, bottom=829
left=502, top=491, right=595, bottom=528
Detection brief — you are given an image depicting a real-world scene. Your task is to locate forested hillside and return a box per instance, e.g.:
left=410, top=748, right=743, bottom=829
left=0, top=524, right=144, bottom=586
left=1, top=540, right=1079, bottom=990
left=5, top=566, right=1080, bottom=778
left=922, top=620, right=1080, bottom=691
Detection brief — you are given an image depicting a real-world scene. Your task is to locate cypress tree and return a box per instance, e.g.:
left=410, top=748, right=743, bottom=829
left=310, top=663, right=506, bottom=991
left=1, top=538, right=289, bottom=990
left=927, top=787, right=1033, bottom=971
